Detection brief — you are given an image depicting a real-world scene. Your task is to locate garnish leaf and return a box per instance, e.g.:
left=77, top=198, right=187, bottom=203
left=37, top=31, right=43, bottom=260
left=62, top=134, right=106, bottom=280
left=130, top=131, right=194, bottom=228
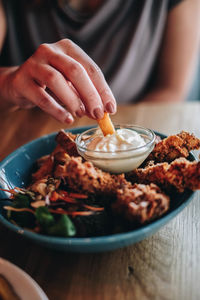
left=35, top=206, right=76, bottom=237
left=7, top=193, right=35, bottom=227
left=47, top=215, right=76, bottom=237
left=35, top=206, right=54, bottom=228
left=13, top=193, right=31, bottom=208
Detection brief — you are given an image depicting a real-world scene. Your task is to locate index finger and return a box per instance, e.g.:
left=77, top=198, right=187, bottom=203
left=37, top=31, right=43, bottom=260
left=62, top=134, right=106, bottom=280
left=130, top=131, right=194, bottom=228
left=56, top=39, right=117, bottom=115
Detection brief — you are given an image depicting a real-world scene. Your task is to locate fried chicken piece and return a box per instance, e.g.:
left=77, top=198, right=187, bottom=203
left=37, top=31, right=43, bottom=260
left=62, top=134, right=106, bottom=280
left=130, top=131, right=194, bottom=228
left=31, top=144, right=71, bottom=182
left=147, top=131, right=200, bottom=163
left=36, top=154, right=50, bottom=167
left=127, top=158, right=200, bottom=193
left=55, top=129, right=79, bottom=157
left=112, top=183, right=170, bottom=224
left=63, top=156, right=131, bottom=195
left=32, top=155, right=54, bottom=181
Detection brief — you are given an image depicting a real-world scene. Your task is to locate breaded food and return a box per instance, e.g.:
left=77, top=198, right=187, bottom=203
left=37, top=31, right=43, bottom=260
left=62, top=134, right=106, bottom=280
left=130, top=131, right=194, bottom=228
left=55, top=129, right=79, bottom=157
left=32, top=155, right=54, bottom=181
left=24, top=129, right=200, bottom=230
left=65, top=157, right=130, bottom=195
left=147, top=131, right=200, bottom=163
left=112, top=183, right=170, bottom=224
left=32, top=144, right=71, bottom=182
left=126, top=157, right=200, bottom=193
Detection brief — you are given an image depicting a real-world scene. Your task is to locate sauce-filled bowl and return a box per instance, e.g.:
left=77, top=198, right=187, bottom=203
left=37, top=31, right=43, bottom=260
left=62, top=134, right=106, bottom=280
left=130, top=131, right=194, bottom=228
left=75, top=125, right=156, bottom=174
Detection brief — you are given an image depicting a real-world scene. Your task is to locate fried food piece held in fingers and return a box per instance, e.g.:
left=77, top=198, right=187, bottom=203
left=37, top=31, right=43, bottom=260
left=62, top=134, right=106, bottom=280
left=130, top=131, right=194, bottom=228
left=97, top=112, right=115, bottom=136
left=147, top=131, right=200, bottom=163
left=127, top=158, right=200, bottom=193
left=112, top=183, right=170, bottom=224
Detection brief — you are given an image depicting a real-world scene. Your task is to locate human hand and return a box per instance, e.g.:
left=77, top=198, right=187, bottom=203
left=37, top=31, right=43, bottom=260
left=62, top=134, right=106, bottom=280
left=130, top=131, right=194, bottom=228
left=3, top=39, right=116, bottom=123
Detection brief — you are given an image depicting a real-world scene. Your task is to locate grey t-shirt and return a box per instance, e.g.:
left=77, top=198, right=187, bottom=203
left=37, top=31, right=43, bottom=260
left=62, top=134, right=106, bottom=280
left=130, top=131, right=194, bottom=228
left=0, top=0, right=183, bottom=103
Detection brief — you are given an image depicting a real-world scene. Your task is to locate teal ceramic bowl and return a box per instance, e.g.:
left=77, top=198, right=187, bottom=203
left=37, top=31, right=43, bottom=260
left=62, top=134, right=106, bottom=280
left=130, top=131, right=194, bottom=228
left=0, top=127, right=196, bottom=253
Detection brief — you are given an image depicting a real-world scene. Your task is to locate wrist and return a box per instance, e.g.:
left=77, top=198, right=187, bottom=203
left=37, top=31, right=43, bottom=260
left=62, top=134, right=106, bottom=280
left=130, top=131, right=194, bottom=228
left=0, top=66, right=19, bottom=105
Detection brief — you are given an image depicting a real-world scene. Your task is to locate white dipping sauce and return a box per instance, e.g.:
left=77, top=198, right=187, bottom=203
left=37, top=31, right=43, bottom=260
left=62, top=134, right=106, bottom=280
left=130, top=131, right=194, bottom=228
left=83, top=128, right=152, bottom=173
left=87, top=129, right=145, bottom=152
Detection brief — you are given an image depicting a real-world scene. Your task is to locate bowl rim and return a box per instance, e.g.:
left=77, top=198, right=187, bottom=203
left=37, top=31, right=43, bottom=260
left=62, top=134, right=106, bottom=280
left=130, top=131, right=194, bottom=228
left=75, top=124, right=156, bottom=155
left=0, top=126, right=197, bottom=252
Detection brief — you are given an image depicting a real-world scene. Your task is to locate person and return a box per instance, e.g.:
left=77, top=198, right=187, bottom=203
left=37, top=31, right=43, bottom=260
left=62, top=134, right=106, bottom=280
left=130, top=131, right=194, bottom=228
left=0, top=0, right=199, bottom=124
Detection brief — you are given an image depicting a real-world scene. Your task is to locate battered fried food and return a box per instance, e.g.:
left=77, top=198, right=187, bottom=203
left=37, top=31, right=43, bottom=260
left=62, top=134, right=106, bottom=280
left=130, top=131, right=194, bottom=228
left=32, top=155, right=54, bottom=181
left=147, top=131, right=200, bottom=163
left=112, top=183, right=170, bottom=224
left=31, top=144, right=71, bottom=182
left=32, top=130, right=200, bottom=195
left=127, top=157, right=200, bottom=193
left=55, top=129, right=79, bottom=157
left=53, top=158, right=170, bottom=224
left=28, top=130, right=200, bottom=229
left=65, top=156, right=130, bottom=195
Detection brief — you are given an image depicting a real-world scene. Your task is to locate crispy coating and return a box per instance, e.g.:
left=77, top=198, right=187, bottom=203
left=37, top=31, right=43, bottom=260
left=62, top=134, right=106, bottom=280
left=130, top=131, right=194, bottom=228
left=127, top=158, right=200, bottom=193
left=65, top=157, right=130, bottom=195
left=55, top=129, right=79, bottom=157
left=53, top=156, right=170, bottom=224
left=147, top=131, right=200, bottom=163
left=32, top=155, right=54, bottom=181
left=32, top=144, right=71, bottom=182
left=112, top=183, right=170, bottom=224
left=30, top=130, right=200, bottom=225
left=29, top=130, right=200, bottom=227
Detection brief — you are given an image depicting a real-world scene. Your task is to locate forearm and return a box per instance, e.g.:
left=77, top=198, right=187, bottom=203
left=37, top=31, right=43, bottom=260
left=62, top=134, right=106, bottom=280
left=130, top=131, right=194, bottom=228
left=140, top=86, right=184, bottom=104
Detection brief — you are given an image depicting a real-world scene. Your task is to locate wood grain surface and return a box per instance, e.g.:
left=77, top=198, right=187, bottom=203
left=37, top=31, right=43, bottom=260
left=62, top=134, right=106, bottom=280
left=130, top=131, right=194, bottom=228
left=0, top=102, right=200, bottom=300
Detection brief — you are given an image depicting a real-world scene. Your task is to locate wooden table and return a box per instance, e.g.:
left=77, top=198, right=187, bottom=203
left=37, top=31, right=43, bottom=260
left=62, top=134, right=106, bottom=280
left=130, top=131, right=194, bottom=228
left=0, top=102, right=200, bottom=300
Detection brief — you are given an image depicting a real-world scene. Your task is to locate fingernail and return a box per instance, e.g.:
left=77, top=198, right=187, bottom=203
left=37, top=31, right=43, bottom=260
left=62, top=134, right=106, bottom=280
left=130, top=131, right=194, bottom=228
left=76, top=110, right=83, bottom=118
left=93, top=107, right=104, bottom=120
left=64, top=114, right=74, bottom=124
left=105, top=102, right=115, bottom=114
left=76, top=105, right=85, bottom=118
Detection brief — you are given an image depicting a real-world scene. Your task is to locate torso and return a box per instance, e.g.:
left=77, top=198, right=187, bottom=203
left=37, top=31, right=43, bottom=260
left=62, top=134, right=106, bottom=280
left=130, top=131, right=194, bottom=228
left=63, top=0, right=105, bottom=13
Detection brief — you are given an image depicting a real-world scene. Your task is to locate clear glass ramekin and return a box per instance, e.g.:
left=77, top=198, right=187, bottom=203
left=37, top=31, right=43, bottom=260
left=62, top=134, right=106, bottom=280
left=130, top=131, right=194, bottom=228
left=75, top=124, right=155, bottom=174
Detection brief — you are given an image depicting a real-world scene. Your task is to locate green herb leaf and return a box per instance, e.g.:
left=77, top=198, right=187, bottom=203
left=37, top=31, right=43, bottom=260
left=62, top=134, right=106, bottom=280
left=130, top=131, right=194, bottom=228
left=13, top=193, right=31, bottom=208
left=47, top=215, right=76, bottom=237
left=7, top=193, right=35, bottom=227
left=35, top=206, right=54, bottom=228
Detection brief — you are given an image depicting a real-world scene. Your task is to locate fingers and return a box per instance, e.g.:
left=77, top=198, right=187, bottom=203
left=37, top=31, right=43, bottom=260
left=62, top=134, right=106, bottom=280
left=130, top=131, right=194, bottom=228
left=30, top=63, right=85, bottom=118
left=12, top=40, right=117, bottom=122
left=61, top=39, right=117, bottom=115
left=35, top=41, right=116, bottom=119
left=22, top=80, right=74, bottom=123
left=46, top=51, right=105, bottom=119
